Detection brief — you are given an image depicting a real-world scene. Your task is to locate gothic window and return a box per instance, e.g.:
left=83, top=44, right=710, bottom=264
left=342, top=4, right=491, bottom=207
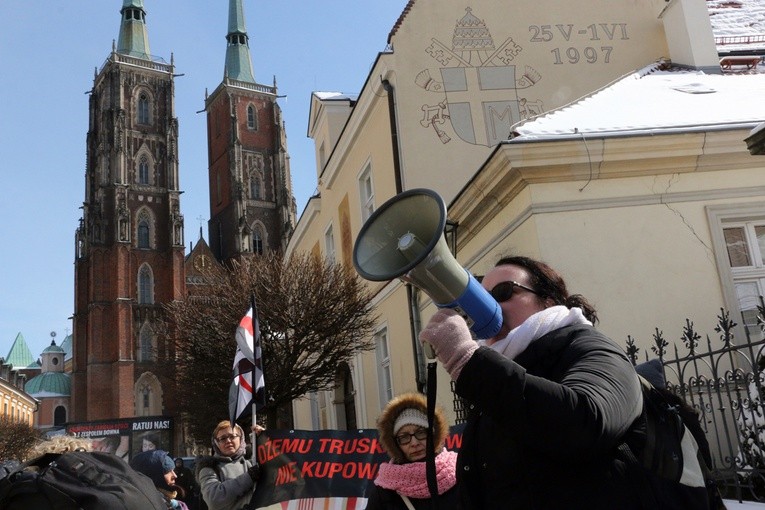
left=139, top=323, right=154, bottom=362
left=247, top=105, right=258, bottom=130
left=250, top=176, right=261, bottom=200
left=138, top=94, right=149, bottom=125
left=138, top=220, right=149, bottom=248
left=134, top=372, right=162, bottom=417
left=138, top=156, right=150, bottom=184
left=54, top=406, right=66, bottom=426
left=138, top=265, right=154, bottom=304
left=253, top=229, right=263, bottom=255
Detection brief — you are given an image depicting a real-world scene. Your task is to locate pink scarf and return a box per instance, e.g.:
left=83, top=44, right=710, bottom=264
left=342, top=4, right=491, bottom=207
left=374, top=449, right=458, bottom=499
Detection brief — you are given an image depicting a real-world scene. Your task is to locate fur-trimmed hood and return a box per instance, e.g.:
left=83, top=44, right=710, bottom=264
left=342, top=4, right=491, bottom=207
left=377, top=392, right=448, bottom=464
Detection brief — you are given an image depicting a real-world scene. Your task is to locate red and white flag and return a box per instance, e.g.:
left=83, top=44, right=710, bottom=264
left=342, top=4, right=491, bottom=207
left=228, top=299, right=265, bottom=423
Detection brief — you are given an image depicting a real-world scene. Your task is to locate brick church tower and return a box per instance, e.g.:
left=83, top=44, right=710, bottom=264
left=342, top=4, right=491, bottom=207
left=206, top=0, right=296, bottom=262
left=72, top=0, right=184, bottom=422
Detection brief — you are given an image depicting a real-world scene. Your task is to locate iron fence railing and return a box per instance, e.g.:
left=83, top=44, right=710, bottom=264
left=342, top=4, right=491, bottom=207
left=626, top=296, right=765, bottom=503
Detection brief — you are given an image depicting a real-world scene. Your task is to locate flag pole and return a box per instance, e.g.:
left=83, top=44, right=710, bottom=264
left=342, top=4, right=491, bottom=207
left=250, top=293, right=258, bottom=466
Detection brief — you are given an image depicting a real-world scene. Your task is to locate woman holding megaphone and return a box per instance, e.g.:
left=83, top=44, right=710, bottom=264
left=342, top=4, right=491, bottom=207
left=420, top=256, right=643, bottom=510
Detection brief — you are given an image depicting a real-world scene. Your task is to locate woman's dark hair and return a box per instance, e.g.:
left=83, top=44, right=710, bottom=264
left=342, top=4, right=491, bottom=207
left=495, top=255, right=598, bottom=324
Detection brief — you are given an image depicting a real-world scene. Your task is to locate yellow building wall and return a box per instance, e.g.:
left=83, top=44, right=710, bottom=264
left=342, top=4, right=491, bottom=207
left=385, top=0, right=670, bottom=204
left=288, top=0, right=728, bottom=428
left=0, top=382, right=37, bottom=427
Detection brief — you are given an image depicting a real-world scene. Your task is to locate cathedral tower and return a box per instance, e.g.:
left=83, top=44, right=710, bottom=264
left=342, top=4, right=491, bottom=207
left=206, top=0, right=296, bottom=262
left=72, top=0, right=184, bottom=422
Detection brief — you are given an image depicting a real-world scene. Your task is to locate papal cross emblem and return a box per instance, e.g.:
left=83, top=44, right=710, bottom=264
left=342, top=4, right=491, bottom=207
left=418, top=7, right=543, bottom=147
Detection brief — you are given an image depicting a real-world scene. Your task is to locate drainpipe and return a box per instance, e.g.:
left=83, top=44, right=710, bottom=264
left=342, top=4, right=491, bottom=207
left=382, top=78, right=426, bottom=389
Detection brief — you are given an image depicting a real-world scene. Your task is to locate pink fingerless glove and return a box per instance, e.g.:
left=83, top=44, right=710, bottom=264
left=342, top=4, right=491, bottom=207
left=419, top=308, right=479, bottom=380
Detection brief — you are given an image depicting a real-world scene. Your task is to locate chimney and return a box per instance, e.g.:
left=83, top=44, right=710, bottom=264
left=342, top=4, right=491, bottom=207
left=659, top=0, right=721, bottom=73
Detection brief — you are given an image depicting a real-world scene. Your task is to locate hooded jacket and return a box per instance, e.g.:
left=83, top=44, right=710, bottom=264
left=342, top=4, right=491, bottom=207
left=366, top=393, right=460, bottom=510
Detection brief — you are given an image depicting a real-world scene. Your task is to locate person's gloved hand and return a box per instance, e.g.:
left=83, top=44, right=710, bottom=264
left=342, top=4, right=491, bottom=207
left=419, top=308, right=478, bottom=380
left=248, top=464, right=260, bottom=482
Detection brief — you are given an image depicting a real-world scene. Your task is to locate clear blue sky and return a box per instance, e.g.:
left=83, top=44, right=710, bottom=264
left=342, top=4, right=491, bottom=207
left=0, top=0, right=407, bottom=360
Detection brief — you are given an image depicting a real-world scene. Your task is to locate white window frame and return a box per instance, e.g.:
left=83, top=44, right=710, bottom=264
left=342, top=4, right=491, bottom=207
left=707, top=203, right=765, bottom=340
left=358, top=162, right=375, bottom=222
left=374, top=326, right=393, bottom=410
left=324, top=223, right=336, bottom=265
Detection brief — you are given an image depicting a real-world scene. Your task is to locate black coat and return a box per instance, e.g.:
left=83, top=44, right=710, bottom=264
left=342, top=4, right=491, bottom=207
left=366, top=484, right=460, bottom=510
left=454, top=324, right=642, bottom=510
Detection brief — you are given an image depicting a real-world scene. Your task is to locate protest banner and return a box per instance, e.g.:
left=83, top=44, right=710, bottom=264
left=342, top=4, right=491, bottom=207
left=66, top=415, right=174, bottom=462
left=250, top=423, right=464, bottom=508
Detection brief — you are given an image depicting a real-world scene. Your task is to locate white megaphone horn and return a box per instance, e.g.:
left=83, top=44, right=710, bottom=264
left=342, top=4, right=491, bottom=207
left=353, top=188, right=503, bottom=352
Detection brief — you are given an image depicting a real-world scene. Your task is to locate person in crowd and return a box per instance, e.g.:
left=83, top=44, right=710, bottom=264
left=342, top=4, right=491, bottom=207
left=174, top=457, right=198, bottom=509
left=130, top=449, right=189, bottom=510
left=195, top=421, right=264, bottom=510
left=419, top=255, right=643, bottom=509
left=143, top=432, right=160, bottom=452
left=366, top=393, right=459, bottom=509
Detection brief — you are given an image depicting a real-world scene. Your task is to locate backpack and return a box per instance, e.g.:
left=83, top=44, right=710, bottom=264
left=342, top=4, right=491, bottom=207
left=618, top=375, right=725, bottom=510
left=0, top=450, right=168, bottom=510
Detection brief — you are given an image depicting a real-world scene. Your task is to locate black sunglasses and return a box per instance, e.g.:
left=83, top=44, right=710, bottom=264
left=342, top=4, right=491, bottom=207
left=489, top=281, right=540, bottom=303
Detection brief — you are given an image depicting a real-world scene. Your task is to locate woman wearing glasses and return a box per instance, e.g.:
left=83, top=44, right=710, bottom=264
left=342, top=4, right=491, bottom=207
left=420, top=256, right=642, bottom=510
left=366, top=392, right=459, bottom=510
left=196, top=420, right=263, bottom=510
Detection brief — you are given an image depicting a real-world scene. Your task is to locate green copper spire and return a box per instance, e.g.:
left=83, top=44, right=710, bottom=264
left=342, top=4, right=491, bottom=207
left=116, top=0, right=151, bottom=59
left=5, top=333, right=38, bottom=369
left=225, top=0, right=256, bottom=82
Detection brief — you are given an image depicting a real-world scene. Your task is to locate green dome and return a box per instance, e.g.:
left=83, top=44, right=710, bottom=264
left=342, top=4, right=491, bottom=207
left=42, top=341, right=64, bottom=354
left=25, top=372, right=71, bottom=397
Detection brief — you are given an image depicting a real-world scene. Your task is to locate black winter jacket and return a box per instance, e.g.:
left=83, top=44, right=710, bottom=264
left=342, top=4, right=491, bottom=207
left=454, top=324, right=642, bottom=510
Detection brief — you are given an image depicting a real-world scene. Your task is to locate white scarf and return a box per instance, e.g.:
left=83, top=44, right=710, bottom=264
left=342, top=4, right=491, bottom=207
left=478, top=306, right=592, bottom=360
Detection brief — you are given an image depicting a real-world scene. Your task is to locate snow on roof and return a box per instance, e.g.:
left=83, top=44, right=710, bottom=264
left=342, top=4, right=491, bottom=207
left=512, top=63, right=765, bottom=140
left=709, top=0, right=765, bottom=52
left=312, top=91, right=358, bottom=101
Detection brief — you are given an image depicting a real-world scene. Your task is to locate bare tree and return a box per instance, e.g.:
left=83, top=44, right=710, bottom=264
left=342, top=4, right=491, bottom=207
left=161, top=251, right=378, bottom=441
left=0, top=416, right=40, bottom=462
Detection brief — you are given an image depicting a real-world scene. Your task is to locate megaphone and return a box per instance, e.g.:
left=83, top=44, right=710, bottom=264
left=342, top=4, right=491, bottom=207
left=353, top=188, right=503, bottom=346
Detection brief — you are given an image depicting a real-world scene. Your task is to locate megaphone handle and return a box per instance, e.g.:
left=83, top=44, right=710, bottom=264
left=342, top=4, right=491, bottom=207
left=423, top=341, right=436, bottom=359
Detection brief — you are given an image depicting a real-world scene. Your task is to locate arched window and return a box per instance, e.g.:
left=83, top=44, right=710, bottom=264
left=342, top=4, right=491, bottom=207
left=138, top=156, right=149, bottom=184
left=138, top=265, right=154, bottom=304
left=247, top=105, right=257, bottom=130
left=250, top=176, right=261, bottom=200
left=138, top=220, right=150, bottom=248
left=134, top=372, right=162, bottom=417
left=138, top=94, right=149, bottom=125
left=139, top=323, right=154, bottom=361
left=54, top=406, right=66, bottom=426
left=253, top=230, right=263, bottom=255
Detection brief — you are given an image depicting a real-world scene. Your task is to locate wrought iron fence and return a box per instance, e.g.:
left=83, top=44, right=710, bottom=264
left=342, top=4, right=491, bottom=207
left=626, top=297, right=765, bottom=503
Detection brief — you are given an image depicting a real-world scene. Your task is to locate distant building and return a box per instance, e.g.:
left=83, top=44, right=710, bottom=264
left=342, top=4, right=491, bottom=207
left=25, top=340, right=70, bottom=431
left=72, top=0, right=186, bottom=439
left=69, top=0, right=295, bottom=450
left=286, top=0, right=765, bottom=430
left=204, top=0, right=296, bottom=262
left=0, top=340, right=37, bottom=426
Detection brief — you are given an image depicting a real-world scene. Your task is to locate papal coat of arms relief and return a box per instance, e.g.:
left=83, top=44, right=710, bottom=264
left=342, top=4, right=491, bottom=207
left=417, top=7, right=543, bottom=147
